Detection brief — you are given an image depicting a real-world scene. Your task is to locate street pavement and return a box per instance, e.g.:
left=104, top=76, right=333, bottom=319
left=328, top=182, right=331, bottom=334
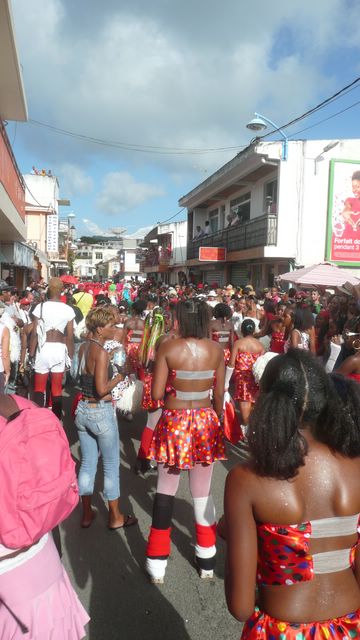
left=60, top=395, right=248, bottom=640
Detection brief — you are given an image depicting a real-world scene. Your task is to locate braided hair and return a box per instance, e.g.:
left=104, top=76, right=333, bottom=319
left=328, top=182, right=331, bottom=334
left=247, top=349, right=338, bottom=479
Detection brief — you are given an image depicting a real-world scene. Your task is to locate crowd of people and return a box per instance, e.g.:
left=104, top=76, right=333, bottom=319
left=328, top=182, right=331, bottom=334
left=2, top=273, right=360, bottom=638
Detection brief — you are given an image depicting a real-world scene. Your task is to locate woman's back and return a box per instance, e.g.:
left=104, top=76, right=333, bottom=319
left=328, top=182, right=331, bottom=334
left=225, top=351, right=360, bottom=630
left=234, top=439, right=360, bottom=622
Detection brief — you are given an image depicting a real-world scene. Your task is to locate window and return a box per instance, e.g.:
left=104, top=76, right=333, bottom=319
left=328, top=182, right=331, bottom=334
left=264, top=178, right=278, bottom=214
left=209, top=208, right=219, bottom=233
left=95, top=252, right=103, bottom=260
left=230, top=192, right=251, bottom=224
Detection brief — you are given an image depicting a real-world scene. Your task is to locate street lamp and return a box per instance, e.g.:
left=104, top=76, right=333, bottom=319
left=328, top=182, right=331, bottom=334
left=246, top=112, right=288, bottom=161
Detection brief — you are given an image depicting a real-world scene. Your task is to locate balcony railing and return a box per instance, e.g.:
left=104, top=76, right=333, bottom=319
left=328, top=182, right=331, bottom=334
left=0, top=120, right=26, bottom=221
left=143, top=248, right=172, bottom=268
left=187, top=214, right=277, bottom=260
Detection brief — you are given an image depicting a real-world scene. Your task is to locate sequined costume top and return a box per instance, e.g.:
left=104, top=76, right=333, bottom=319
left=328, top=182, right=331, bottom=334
left=211, top=329, right=231, bottom=365
left=233, top=351, right=261, bottom=402
left=256, top=514, right=360, bottom=587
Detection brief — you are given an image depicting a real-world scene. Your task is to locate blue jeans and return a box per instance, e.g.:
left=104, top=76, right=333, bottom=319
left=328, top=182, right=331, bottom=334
left=75, top=400, right=120, bottom=501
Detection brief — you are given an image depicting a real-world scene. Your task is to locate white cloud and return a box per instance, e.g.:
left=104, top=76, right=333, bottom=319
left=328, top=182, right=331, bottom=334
left=96, top=172, right=165, bottom=215
left=58, top=164, right=93, bottom=196
left=82, top=219, right=113, bottom=236
left=11, top=0, right=356, bottom=174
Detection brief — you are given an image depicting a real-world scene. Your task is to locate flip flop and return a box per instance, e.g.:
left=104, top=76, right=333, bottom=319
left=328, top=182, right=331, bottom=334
left=108, top=515, right=138, bottom=530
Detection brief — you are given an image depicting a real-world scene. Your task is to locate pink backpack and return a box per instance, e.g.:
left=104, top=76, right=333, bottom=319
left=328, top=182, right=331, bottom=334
left=0, top=395, right=79, bottom=549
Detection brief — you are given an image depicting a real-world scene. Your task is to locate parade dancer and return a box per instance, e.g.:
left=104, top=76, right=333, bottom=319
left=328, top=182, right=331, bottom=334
left=29, top=278, right=75, bottom=419
left=145, top=299, right=225, bottom=583
left=136, top=308, right=166, bottom=475
left=123, top=300, right=146, bottom=376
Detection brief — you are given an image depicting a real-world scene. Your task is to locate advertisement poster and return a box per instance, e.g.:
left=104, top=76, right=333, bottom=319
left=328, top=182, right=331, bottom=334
left=325, top=159, right=360, bottom=266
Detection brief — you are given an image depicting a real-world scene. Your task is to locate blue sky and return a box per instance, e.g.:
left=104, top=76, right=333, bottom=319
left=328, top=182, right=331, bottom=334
left=7, top=0, right=360, bottom=238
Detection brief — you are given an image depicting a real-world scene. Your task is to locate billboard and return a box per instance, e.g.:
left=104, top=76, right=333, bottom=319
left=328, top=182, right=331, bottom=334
left=199, top=247, right=226, bottom=261
left=325, top=159, right=360, bottom=266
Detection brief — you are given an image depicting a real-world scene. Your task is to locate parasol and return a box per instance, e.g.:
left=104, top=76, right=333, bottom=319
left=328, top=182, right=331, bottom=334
left=60, top=275, right=79, bottom=285
left=278, top=262, right=360, bottom=288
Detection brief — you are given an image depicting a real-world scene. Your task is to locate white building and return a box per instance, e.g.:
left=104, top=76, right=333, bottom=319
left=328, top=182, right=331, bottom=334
left=179, top=139, right=360, bottom=289
left=140, top=220, right=188, bottom=284
left=74, top=236, right=144, bottom=280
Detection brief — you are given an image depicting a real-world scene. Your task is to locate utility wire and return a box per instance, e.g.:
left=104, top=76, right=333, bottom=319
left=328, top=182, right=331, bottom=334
left=26, top=75, right=360, bottom=155
left=157, top=207, right=186, bottom=225
left=258, top=75, right=360, bottom=141
left=287, top=98, right=360, bottom=138
left=28, top=119, right=246, bottom=155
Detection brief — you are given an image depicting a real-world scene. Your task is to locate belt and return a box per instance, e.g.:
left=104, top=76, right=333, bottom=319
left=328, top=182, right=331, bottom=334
left=81, top=399, right=113, bottom=406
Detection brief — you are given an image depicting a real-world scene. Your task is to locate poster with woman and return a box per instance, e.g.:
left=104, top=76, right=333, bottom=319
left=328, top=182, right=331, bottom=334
left=326, top=159, right=360, bottom=266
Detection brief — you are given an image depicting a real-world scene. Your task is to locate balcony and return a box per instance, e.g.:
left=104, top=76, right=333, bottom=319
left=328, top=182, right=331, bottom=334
left=187, top=214, right=277, bottom=260
left=143, top=247, right=172, bottom=269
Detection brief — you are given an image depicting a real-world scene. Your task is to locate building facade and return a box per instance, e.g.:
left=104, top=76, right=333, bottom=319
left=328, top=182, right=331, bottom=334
left=179, top=139, right=360, bottom=289
left=0, top=0, right=37, bottom=289
left=74, top=236, right=144, bottom=280
left=140, top=220, right=188, bottom=284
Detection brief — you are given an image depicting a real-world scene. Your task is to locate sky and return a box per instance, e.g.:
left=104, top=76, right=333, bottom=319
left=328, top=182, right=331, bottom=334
left=6, top=0, right=360, bottom=238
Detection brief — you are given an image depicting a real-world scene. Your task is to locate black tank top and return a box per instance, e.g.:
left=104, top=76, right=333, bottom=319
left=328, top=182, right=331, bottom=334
left=80, top=339, right=113, bottom=399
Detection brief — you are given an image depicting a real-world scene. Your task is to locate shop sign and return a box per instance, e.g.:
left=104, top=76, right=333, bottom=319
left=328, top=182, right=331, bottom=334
left=199, top=247, right=226, bottom=261
left=325, top=159, right=360, bottom=266
left=14, top=242, right=35, bottom=268
left=47, top=214, right=58, bottom=252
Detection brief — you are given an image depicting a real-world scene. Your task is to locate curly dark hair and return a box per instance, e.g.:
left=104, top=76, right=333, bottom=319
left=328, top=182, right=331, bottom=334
left=247, top=349, right=338, bottom=480
left=213, top=303, right=231, bottom=320
left=132, top=299, right=147, bottom=315
left=322, top=374, right=360, bottom=457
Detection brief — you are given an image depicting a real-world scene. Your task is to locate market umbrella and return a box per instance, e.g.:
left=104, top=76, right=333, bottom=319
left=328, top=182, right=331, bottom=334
left=278, top=262, right=360, bottom=288
left=60, top=275, right=78, bottom=285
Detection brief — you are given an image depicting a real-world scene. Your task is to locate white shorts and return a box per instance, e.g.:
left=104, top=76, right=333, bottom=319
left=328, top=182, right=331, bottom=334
left=34, top=342, right=70, bottom=374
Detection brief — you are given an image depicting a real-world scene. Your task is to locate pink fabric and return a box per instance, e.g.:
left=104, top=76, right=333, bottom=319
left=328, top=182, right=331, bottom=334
left=156, top=462, right=214, bottom=498
left=0, top=535, right=89, bottom=639
left=0, top=395, right=79, bottom=548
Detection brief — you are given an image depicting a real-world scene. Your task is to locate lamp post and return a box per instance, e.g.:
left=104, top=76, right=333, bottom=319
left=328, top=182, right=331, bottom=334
left=246, top=112, right=288, bottom=161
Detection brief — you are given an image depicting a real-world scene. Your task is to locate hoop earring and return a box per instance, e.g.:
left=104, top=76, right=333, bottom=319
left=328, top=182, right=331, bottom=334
left=353, top=338, right=360, bottom=351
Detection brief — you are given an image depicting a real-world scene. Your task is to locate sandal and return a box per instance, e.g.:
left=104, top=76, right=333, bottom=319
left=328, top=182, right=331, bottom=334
left=108, top=515, right=138, bottom=530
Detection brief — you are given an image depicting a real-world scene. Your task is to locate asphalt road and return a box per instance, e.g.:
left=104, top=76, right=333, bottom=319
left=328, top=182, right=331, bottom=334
left=60, top=397, right=247, bottom=640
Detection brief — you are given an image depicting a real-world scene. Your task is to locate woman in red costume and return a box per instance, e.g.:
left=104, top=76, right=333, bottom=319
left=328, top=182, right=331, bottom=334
left=145, top=299, right=225, bottom=584
left=224, top=349, right=360, bottom=639
left=210, top=303, right=234, bottom=365
left=226, top=318, right=264, bottom=427
left=123, top=299, right=146, bottom=375
left=341, top=170, right=360, bottom=234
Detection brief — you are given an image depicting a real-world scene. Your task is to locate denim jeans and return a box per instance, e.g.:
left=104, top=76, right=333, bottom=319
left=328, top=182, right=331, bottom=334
left=75, top=400, right=120, bottom=501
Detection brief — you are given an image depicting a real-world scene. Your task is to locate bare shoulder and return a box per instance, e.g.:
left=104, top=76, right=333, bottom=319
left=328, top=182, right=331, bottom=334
left=226, top=462, right=257, bottom=486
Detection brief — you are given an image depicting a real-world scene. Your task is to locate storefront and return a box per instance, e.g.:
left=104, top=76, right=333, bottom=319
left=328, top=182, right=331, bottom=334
left=0, top=241, right=36, bottom=289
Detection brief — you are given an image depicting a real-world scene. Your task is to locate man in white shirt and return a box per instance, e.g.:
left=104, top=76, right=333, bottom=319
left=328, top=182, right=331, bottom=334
left=30, top=278, right=75, bottom=419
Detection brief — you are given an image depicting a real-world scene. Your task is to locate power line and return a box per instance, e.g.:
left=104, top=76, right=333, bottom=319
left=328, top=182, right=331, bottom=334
left=258, top=75, right=360, bottom=141
left=157, top=207, right=186, bottom=225
left=28, top=119, right=246, bottom=155
left=288, top=98, right=360, bottom=138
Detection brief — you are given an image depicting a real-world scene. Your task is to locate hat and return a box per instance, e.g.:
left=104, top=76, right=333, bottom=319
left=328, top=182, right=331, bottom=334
left=225, top=284, right=234, bottom=290
left=168, top=287, right=177, bottom=296
left=20, top=298, right=31, bottom=305
left=208, top=290, right=217, bottom=297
